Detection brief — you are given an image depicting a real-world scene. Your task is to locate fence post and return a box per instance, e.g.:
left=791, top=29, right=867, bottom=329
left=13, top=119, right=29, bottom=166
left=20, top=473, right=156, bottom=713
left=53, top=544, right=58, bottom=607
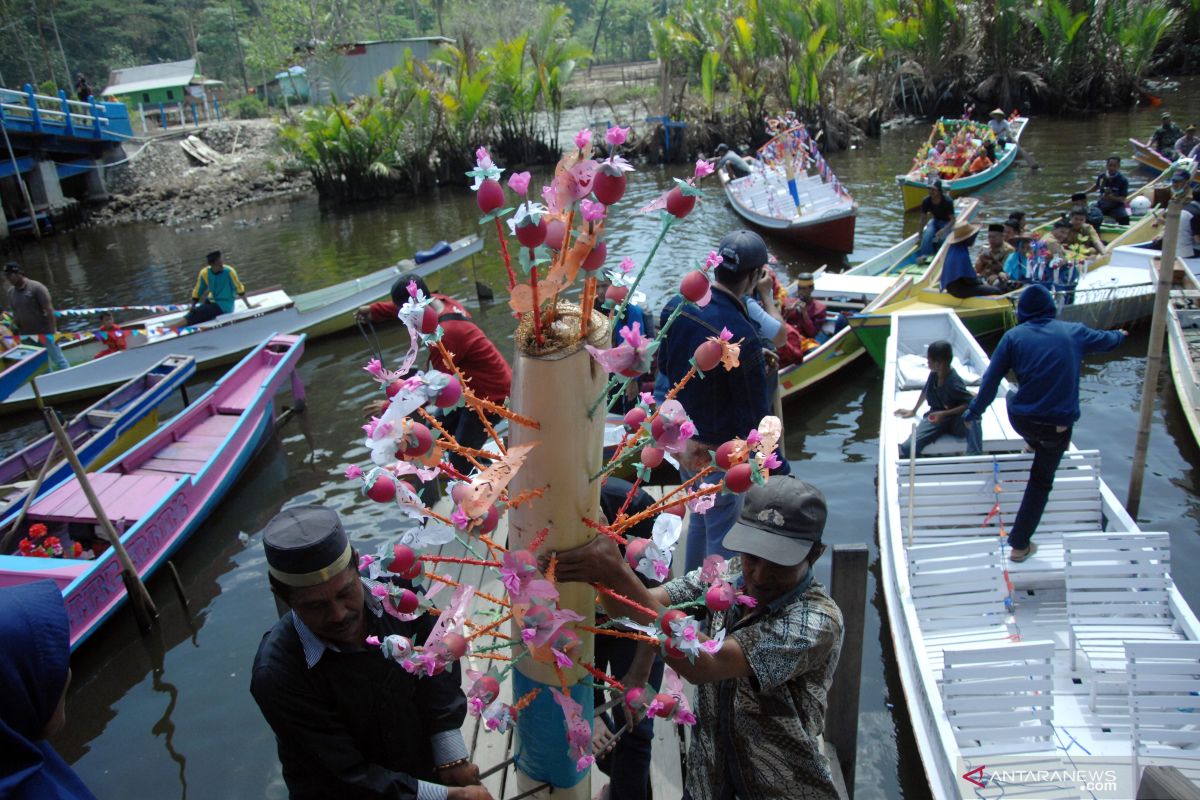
left=825, top=544, right=868, bottom=799
left=23, top=84, right=42, bottom=133
left=158, top=102, right=166, bottom=129
left=57, top=89, right=75, bottom=136
left=88, top=96, right=102, bottom=137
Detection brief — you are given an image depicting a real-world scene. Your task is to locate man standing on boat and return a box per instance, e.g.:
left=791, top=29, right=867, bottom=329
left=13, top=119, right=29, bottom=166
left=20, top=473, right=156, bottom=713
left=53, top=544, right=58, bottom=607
left=3, top=262, right=70, bottom=371
left=357, top=275, right=511, bottom=474
left=185, top=250, right=251, bottom=325
left=250, top=505, right=491, bottom=800
left=962, top=285, right=1126, bottom=563
left=974, top=223, right=1013, bottom=287
left=551, top=476, right=844, bottom=800
left=1089, top=156, right=1130, bottom=225
left=659, top=230, right=769, bottom=571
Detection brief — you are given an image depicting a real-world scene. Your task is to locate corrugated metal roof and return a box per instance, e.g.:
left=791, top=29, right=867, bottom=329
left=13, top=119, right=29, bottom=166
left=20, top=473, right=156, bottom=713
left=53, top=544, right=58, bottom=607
left=103, top=59, right=197, bottom=96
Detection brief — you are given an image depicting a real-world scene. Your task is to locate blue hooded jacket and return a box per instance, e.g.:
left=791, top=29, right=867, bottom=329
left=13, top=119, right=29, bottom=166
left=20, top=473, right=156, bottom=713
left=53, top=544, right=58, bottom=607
left=0, top=581, right=97, bottom=800
left=965, top=284, right=1125, bottom=426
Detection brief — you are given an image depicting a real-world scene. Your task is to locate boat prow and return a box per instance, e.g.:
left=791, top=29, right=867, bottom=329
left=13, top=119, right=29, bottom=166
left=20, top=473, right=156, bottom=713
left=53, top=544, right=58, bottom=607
left=0, top=345, right=48, bottom=402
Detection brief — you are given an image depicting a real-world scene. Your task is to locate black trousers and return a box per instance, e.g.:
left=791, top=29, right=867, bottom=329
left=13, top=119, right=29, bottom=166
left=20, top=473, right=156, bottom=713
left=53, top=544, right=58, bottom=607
left=946, top=278, right=1003, bottom=299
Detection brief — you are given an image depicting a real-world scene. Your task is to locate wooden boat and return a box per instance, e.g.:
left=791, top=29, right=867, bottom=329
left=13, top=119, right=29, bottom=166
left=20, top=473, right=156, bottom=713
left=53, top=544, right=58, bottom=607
left=778, top=198, right=981, bottom=397
left=878, top=309, right=1200, bottom=799
left=0, top=355, right=196, bottom=521
left=0, top=345, right=47, bottom=402
left=1166, top=255, right=1200, bottom=449
left=898, top=117, right=1028, bottom=211
left=1130, top=138, right=1172, bottom=173
left=0, top=234, right=482, bottom=413
left=0, top=334, right=304, bottom=649
left=718, top=125, right=857, bottom=252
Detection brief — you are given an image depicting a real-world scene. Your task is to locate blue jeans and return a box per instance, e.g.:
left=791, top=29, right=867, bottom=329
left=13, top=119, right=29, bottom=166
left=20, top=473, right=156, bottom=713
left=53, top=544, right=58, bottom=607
left=917, top=218, right=950, bottom=259
left=593, top=634, right=663, bottom=800
left=898, top=413, right=982, bottom=458
left=22, top=335, right=69, bottom=371
left=1007, top=415, right=1072, bottom=551
left=681, top=466, right=743, bottom=572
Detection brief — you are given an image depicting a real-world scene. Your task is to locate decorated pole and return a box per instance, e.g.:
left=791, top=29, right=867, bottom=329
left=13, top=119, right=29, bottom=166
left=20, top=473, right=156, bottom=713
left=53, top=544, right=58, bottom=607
left=507, top=302, right=609, bottom=798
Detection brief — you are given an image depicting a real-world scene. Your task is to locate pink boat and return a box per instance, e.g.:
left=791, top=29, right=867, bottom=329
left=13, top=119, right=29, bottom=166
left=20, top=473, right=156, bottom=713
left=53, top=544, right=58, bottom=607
left=0, top=333, right=305, bottom=649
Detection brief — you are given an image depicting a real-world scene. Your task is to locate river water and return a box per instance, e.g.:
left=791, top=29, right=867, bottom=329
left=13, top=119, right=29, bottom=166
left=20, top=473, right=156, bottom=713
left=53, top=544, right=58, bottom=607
left=4, top=80, right=1198, bottom=800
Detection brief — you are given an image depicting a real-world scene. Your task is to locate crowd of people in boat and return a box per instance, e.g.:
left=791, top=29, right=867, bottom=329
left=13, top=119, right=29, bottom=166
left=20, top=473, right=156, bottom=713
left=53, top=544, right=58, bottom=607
left=1149, top=111, right=1200, bottom=161
left=908, top=109, right=1016, bottom=183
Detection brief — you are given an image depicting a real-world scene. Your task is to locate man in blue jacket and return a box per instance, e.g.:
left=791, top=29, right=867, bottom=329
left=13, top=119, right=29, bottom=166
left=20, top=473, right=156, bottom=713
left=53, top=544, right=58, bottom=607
left=659, top=230, right=769, bottom=571
left=963, top=285, right=1125, bottom=562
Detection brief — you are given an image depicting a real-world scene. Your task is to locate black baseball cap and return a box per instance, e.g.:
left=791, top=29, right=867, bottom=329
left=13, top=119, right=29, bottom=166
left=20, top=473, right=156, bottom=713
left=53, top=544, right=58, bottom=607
left=3, top=262, right=22, bottom=274
left=206, top=250, right=222, bottom=264
left=716, top=230, right=769, bottom=274
left=723, top=476, right=826, bottom=566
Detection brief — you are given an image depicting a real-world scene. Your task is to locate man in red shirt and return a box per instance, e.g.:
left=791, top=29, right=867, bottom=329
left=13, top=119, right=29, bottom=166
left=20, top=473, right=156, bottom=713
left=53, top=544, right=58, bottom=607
left=357, top=275, right=512, bottom=473
left=788, top=273, right=828, bottom=341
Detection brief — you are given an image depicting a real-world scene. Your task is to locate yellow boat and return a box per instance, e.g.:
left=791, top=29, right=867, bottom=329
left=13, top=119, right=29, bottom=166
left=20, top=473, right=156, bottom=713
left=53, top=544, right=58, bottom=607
left=779, top=199, right=980, bottom=397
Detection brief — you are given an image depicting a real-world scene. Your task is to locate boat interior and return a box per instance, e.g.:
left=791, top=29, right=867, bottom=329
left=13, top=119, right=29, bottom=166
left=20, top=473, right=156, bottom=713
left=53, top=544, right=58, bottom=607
left=884, top=312, right=1200, bottom=796
left=727, top=167, right=852, bottom=222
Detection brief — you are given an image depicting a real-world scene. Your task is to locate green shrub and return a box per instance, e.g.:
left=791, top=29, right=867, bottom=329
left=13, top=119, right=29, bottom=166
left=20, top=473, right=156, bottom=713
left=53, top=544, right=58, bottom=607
left=229, top=95, right=267, bottom=119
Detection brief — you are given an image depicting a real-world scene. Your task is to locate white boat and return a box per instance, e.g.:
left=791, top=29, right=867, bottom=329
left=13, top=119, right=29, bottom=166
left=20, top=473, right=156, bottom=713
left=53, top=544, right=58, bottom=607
left=1167, top=254, right=1200, bottom=449
left=0, top=235, right=482, bottom=413
left=877, top=309, right=1200, bottom=799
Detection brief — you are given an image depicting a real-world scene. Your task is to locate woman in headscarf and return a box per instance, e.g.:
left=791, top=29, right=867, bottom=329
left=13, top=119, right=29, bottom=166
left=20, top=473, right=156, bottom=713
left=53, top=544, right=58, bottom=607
left=0, top=580, right=97, bottom=800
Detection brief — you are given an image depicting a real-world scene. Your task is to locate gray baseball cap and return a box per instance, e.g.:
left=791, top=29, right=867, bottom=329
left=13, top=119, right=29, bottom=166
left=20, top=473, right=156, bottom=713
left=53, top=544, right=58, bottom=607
left=722, top=476, right=827, bottom=566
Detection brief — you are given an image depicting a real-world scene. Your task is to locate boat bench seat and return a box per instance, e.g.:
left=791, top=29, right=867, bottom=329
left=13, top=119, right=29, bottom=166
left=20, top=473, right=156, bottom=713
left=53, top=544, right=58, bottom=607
left=938, top=640, right=1058, bottom=757
left=1064, top=532, right=1184, bottom=710
left=1127, top=641, right=1200, bottom=787
left=898, top=450, right=1102, bottom=539
left=130, top=411, right=237, bottom=477
left=27, top=472, right=180, bottom=525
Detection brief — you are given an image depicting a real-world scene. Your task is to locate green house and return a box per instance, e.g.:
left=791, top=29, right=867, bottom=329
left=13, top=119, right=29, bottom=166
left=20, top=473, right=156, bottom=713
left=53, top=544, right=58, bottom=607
left=102, top=59, right=199, bottom=106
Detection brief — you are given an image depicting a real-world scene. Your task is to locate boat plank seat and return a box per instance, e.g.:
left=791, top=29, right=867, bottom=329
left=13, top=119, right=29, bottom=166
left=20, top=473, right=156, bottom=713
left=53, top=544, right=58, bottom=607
left=1126, top=641, right=1200, bottom=789
left=85, top=409, right=121, bottom=427
left=939, top=640, right=1057, bottom=756
left=1064, top=532, right=1183, bottom=710
left=214, top=379, right=263, bottom=415
left=908, top=539, right=1016, bottom=676
left=27, top=472, right=179, bottom=524
left=177, top=412, right=238, bottom=441
left=898, top=452, right=1103, bottom=583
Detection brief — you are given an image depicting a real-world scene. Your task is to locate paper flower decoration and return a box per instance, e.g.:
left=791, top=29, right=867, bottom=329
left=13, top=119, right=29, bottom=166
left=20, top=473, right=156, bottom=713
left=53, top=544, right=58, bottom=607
left=552, top=689, right=594, bottom=772
left=585, top=321, right=657, bottom=378
left=628, top=513, right=683, bottom=582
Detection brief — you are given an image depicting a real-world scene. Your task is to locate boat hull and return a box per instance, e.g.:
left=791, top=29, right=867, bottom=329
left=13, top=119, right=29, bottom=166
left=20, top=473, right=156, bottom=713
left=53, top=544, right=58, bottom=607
left=0, top=235, right=482, bottom=413
left=1129, top=138, right=1172, bottom=173
left=851, top=294, right=1013, bottom=367
left=0, top=346, right=48, bottom=402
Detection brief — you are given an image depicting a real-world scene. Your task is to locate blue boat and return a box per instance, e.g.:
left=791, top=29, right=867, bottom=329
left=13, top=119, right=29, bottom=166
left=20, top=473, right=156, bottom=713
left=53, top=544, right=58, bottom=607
left=0, top=355, right=196, bottom=523
left=0, top=345, right=48, bottom=402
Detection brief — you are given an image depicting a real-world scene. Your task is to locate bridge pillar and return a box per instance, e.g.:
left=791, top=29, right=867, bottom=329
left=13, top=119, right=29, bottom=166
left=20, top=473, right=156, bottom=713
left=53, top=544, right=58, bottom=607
left=85, top=160, right=108, bottom=201
left=28, top=159, right=67, bottom=210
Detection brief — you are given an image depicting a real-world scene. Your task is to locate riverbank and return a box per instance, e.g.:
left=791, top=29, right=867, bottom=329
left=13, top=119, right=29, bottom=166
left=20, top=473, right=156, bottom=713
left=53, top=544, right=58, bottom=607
left=88, top=120, right=312, bottom=228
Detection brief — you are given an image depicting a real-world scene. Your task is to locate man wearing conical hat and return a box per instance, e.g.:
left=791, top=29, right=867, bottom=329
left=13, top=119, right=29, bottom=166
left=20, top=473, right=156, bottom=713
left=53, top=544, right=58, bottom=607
left=987, top=109, right=1013, bottom=147
left=249, top=505, right=490, bottom=800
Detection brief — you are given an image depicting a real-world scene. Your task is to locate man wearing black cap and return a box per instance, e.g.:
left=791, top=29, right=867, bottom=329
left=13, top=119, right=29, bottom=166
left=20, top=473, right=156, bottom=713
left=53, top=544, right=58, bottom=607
left=553, top=476, right=845, bottom=800
left=185, top=250, right=251, bottom=325
left=3, top=262, right=70, bottom=371
left=250, top=506, right=489, bottom=800
left=1089, top=156, right=1130, bottom=225
left=658, top=230, right=770, bottom=572
left=1150, top=112, right=1183, bottom=159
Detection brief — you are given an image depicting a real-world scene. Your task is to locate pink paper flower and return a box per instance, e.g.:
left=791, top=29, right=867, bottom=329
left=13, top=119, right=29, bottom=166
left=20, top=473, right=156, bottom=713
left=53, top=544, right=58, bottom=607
left=586, top=321, right=655, bottom=377
left=704, top=250, right=722, bottom=271
left=552, top=648, right=573, bottom=668
left=580, top=198, right=607, bottom=222
left=345, top=464, right=364, bottom=480
left=475, top=147, right=494, bottom=171
left=371, top=584, right=389, bottom=598
left=450, top=504, right=472, bottom=531
left=358, top=553, right=375, bottom=570
left=606, top=125, right=629, bottom=146
left=763, top=452, right=783, bottom=470
left=700, top=554, right=726, bottom=583
left=574, top=128, right=592, bottom=151
left=639, top=392, right=656, bottom=407
left=365, top=635, right=381, bottom=646
left=694, top=159, right=714, bottom=179
left=619, top=256, right=635, bottom=274
left=687, top=484, right=718, bottom=515
left=364, top=358, right=386, bottom=379
left=746, top=429, right=762, bottom=447
left=507, top=171, right=531, bottom=197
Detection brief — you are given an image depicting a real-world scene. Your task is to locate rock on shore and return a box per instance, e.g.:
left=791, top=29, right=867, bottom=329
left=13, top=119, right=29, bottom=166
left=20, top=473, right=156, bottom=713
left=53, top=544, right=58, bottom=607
left=89, top=119, right=312, bottom=227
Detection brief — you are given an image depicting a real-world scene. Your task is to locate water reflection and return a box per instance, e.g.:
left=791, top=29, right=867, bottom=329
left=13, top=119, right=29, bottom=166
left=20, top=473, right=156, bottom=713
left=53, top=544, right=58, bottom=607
left=9, top=78, right=1193, bottom=800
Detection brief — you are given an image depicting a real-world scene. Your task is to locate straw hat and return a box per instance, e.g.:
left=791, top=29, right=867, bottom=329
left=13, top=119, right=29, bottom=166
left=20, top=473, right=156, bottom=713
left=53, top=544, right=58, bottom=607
left=946, top=222, right=980, bottom=244
left=989, top=108, right=1005, bottom=118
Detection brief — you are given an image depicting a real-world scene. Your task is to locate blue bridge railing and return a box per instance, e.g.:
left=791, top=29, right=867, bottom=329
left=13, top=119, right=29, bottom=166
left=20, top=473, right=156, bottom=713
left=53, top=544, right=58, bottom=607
left=0, top=84, right=134, bottom=142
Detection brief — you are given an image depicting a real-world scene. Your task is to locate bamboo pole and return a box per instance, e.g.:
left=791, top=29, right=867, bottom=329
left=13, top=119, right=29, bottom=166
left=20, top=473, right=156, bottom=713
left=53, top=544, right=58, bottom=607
left=42, top=406, right=158, bottom=625
left=1126, top=182, right=1187, bottom=518
left=0, top=437, right=59, bottom=553
left=506, top=302, right=609, bottom=800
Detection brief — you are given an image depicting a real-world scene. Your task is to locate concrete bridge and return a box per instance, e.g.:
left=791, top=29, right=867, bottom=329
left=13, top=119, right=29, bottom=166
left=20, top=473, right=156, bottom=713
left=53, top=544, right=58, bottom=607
left=1, top=84, right=135, bottom=239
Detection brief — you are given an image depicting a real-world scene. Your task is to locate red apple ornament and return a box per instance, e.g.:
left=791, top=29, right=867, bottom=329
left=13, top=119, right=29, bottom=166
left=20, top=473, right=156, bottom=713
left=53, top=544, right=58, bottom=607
left=391, top=543, right=417, bottom=575
left=724, top=462, right=753, bottom=493
left=582, top=240, right=607, bottom=272
left=625, top=537, right=651, bottom=569
left=515, top=217, right=548, bottom=249
left=476, top=178, right=504, bottom=214
left=665, top=187, right=696, bottom=219
left=679, top=270, right=710, bottom=303
left=641, top=446, right=665, bottom=469
left=393, top=588, right=420, bottom=614
left=693, top=339, right=723, bottom=372
left=442, top=632, right=469, bottom=660
left=435, top=376, right=462, bottom=408
left=366, top=472, right=396, bottom=503
left=592, top=170, right=627, bottom=205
